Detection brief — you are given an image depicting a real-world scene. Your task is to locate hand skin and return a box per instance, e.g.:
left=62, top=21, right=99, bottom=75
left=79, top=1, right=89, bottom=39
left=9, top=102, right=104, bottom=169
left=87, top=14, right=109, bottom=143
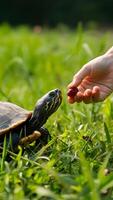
left=67, top=46, right=113, bottom=104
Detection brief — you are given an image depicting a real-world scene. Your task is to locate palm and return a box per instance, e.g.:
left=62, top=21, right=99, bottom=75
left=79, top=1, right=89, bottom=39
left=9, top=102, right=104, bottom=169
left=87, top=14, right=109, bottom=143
left=68, top=53, right=113, bottom=103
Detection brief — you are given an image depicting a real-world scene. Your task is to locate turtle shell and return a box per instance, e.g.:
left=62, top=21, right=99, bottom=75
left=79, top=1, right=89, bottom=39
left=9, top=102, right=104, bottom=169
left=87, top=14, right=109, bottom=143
left=0, top=102, right=32, bottom=136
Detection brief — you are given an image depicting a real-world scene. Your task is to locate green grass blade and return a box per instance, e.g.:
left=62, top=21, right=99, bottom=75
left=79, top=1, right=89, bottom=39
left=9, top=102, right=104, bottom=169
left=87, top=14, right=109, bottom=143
left=104, top=122, right=111, bottom=144
left=1, top=136, right=7, bottom=171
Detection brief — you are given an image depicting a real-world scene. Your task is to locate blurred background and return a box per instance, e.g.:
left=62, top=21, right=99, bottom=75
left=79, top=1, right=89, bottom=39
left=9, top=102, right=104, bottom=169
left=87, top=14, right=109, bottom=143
left=0, top=0, right=113, bottom=106
left=0, top=0, right=113, bottom=28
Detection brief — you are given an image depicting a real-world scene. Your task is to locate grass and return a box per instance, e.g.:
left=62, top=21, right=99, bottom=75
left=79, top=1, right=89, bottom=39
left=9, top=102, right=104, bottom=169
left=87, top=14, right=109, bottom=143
left=0, top=24, right=113, bottom=199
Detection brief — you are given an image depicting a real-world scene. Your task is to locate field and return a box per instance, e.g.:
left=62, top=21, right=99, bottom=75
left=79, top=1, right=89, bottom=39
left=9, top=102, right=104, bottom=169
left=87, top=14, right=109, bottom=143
left=0, top=24, right=113, bottom=200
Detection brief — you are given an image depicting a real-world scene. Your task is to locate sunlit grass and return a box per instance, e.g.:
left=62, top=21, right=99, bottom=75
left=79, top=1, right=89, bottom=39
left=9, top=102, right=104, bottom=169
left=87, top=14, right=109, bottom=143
left=0, top=24, right=113, bottom=199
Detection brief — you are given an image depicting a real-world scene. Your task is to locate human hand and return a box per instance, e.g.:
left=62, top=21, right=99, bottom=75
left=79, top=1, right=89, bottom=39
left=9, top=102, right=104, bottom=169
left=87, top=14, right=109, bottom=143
left=67, top=47, right=113, bottom=104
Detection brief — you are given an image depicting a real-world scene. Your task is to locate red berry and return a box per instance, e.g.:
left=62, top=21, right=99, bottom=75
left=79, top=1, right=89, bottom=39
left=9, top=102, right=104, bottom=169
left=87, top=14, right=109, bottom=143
left=67, top=87, right=78, bottom=97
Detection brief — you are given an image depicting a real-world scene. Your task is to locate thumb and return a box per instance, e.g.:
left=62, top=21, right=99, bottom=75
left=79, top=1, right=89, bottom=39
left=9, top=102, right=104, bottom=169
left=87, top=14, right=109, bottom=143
left=68, top=64, right=91, bottom=88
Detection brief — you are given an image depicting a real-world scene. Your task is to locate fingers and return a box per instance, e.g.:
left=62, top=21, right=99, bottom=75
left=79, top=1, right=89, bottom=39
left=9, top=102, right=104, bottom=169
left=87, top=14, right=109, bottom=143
left=68, top=91, right=83, bottom=104
left=83, top=86, right=100, bottom=103
left=67, top=86, right=100, bottom=104
left=92, top=86, right=100, bottom=101
left=83, top=89, right=92, bottom=103
left=68, top=64, right=91, bottom=88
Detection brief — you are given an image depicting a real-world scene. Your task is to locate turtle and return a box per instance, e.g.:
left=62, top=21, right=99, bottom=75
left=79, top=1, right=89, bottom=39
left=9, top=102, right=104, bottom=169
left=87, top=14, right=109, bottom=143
left=0, top=89, right=62, bottom=151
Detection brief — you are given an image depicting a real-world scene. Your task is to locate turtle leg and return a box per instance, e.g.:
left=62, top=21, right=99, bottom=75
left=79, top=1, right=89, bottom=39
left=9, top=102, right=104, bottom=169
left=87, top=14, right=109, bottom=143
left=23, top=127, right=51, bottom=157
left=19, top=131, right=41, bottom=147
left=35, top=127, right=51, bottom=148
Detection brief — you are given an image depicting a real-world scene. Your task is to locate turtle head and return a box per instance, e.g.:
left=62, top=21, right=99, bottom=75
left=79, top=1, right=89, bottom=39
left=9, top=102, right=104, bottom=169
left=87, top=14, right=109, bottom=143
left=30, top=89, right=62, bottom=129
